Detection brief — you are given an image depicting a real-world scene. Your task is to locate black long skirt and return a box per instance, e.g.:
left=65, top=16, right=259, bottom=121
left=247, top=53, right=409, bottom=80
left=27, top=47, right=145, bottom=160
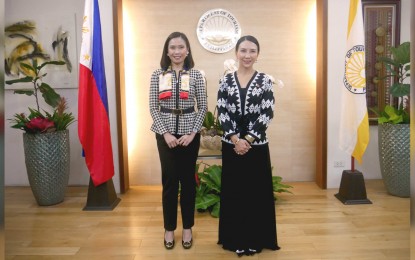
left=218, top=141, right=280, bottom=254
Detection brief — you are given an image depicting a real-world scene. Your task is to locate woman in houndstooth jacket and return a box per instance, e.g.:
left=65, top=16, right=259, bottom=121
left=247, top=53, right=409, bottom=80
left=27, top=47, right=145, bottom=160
left=149, top=32, right=207, bottom=250
left=217, top=35, right=280, bottom=256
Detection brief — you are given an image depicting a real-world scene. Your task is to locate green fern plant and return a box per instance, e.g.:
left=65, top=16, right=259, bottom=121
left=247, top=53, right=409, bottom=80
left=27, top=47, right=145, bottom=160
left=194, top=162, right=293, bottom=218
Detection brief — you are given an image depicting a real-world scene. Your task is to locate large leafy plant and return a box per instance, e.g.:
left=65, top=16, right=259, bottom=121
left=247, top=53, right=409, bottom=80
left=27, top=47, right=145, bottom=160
left=6, top=59, right=75, bottom=133
left=373, top=42, right=410, bottom=124
left=201, top=108, right=223, bottom=137
left=195, top=162, right=293, bottom=218
left=7, top=60, right=65, bottom=109
left=195, top=162, right=222, bottom=217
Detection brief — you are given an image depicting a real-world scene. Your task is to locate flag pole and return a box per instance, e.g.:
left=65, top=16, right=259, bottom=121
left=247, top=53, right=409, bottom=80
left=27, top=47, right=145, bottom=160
left=335, top=0, right=371, bottom=205
left=351, top=156, right=355, bottom=171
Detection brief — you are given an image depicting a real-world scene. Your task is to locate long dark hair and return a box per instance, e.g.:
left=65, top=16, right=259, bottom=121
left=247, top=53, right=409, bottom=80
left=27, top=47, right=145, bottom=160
left=235, top=35, right=260, bottom=54
left=160, top=32, right=194, bottom=70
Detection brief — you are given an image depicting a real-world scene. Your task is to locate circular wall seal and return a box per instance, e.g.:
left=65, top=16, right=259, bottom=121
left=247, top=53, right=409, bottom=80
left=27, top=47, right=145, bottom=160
left=343, top=45, right=366, bottom=94
left=196, top=9, right=241, bottom=54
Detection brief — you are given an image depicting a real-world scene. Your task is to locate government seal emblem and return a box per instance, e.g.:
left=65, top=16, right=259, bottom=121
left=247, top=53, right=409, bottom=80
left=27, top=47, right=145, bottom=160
left=196, top=9, right=241, bottom=54
left=343, top=45, right=366, bottom=94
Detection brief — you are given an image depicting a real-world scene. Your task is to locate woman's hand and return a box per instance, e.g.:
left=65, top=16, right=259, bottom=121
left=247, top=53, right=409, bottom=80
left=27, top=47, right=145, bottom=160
left=177, top=132, right=196, bottom=147
left=163, top=133, right=179, bottom=148
left=233, top=139, right=251, bottom=155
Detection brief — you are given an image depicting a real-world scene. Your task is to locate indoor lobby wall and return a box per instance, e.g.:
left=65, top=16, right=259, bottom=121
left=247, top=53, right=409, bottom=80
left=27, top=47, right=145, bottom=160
left=122, top=0, right=317, bottom=185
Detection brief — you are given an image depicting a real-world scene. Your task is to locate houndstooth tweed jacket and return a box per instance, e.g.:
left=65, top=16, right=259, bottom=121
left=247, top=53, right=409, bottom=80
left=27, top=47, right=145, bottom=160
left=217, top=71, right=275, bottom=145
left=149, top=68, right=207, bottom=135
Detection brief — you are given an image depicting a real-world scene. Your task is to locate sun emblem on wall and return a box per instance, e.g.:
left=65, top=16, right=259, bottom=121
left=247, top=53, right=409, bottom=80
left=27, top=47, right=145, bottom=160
left=196, top=9, right=241, bottom=54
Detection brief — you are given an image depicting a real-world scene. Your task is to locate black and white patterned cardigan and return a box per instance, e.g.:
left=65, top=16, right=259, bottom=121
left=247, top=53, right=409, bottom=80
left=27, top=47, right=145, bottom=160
left=216, top=71, right=274, bottom=145
left=149, top=68, right=207, bottom=135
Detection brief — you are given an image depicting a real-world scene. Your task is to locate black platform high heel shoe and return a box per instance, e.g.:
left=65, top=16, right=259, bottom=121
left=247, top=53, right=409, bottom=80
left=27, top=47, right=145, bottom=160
left=164, top=231, right=175, bottom=250
left=182, top=229, right=193, bottom=249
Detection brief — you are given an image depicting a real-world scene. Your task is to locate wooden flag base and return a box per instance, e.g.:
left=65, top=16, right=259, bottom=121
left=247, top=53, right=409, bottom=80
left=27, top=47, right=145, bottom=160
left=334, top=170, right=372, bottom=205
left=83, top=178, right=121, bottom=211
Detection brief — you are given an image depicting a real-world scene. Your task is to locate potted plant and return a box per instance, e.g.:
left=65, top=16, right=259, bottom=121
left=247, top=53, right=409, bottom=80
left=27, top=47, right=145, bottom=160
left=373, top=41, right=410, bottom=197
left=198, top=67, right=223, bottom=151
left=195, top=162, right=292, bottom=217
left=200, top=108, right=223, bottom=150
left=6, top=59, right=75, bottom=206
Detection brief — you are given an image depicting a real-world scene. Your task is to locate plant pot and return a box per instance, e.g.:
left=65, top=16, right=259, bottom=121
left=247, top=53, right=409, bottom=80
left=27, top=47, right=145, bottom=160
left=23, top=130, right=70, bottom=205
left=378, top=124, right=410, bottom=197
left=200, top=135, right=222, bottom=150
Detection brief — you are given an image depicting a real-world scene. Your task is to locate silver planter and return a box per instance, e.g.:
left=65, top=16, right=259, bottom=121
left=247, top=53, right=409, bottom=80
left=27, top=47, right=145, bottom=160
left=378, top=124, right=410, bottom=197
left=200, top=135, right=222, bottom=150
left=23, top=130, right=70, bottom=205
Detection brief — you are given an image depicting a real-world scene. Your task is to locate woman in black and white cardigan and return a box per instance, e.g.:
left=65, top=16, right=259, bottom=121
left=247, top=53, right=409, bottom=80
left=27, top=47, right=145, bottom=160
left=217, top=35, right=280, bottom=256
left=217, top=72, right=274, bottom=145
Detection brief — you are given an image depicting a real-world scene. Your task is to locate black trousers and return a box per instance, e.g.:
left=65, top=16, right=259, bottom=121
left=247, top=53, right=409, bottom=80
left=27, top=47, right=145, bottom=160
left=156, top=133, right=200, bottom=231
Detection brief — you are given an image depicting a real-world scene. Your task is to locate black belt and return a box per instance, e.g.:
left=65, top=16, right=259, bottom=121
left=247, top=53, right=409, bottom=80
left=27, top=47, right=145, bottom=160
left=160, top=107, right=195, bottom=115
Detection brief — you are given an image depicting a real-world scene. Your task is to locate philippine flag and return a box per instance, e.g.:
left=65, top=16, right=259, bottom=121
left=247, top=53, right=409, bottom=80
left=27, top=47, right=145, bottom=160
left=78, top=0, right=114, bottom=186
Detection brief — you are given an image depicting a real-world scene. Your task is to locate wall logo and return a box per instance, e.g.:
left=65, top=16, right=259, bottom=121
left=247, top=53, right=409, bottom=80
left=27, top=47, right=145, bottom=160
left=343, top=45, right=366, bottom=94
left=196, top=9, right=241, bottom=54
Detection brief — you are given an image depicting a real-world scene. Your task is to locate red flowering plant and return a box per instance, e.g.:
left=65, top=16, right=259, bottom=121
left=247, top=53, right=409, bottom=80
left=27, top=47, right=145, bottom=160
left=6, top=59, right=75, bottom=134
left=10, top=98, right=75, bottom=134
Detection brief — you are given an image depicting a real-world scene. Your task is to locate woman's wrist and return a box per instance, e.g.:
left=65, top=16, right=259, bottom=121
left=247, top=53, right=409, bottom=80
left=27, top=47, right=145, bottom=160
left=230, top=135, right=240, bottom=145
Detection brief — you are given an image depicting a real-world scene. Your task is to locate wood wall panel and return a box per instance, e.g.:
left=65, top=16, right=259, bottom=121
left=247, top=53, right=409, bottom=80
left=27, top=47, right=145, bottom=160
left=122, top=0, right=317, bottom=185
left=316, top=0, right=327, bottom=188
